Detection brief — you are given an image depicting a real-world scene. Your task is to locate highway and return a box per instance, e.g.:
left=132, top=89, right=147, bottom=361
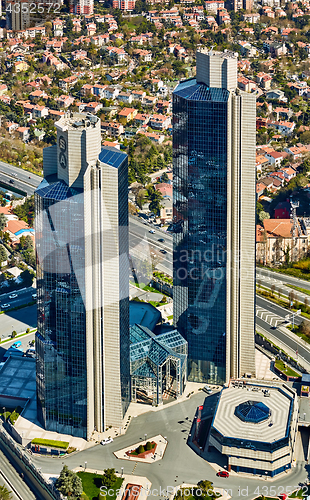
left=0, top=287, right=36, bottom=311
left=257, top=267, right=310, bottom=292
left=0, top=448, right=36, bottom=500
left=0, top=165, right=41, bottom=197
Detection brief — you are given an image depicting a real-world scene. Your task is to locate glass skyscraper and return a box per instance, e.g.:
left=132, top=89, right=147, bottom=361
left=173, top=50, right=256, bottom=384
left=35, top=113, right=130, bottom=439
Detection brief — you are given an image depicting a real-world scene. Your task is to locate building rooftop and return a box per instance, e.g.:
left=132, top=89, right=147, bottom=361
left=212, top=382, right=294, bottom=444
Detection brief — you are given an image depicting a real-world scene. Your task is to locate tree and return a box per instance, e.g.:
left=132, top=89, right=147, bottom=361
left=136, top=189, right=147, bottom=210
left=300, top=320, right=310, bottom=338
left=0, top=246, right=7, bottom=267
left=161, top=172, right=169, bottom=183
left=20, top=269, right=35, bottom=287
left=147, top=186, right=163, bottom=216
left=259, top=211, right=270, bottom=223
left=102, top=468, right=117, bottom=488
left=55, top=465, right=83, bottom=499
left=0, top=213, right=6, bottom=231
left=0, top=485, right=12, bottom=500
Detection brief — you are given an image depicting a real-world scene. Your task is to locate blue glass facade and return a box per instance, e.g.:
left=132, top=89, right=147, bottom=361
left=35, top=146, right=130, bottom=438
left=173, top=78, right=229, bottom=384
left=35, top=181, right=88, bottom=437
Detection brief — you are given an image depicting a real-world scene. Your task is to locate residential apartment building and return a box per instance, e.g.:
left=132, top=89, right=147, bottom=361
left=173, top=50, right=256, bottom=384
left=69, top=0, right=94, bottom=15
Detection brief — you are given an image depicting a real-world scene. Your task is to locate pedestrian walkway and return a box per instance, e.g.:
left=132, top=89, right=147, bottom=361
left=256, top=305, right=288, bottom=327
left=255, top=349, right=280, bottom=381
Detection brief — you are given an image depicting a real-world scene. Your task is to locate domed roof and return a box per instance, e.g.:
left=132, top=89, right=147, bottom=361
left=235, top=400, right=271, bottom=423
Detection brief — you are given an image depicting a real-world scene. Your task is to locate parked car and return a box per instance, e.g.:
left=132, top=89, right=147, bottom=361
left=1, top=304, right=10, bottom=309
left=217, top=471, right=229, bottom=478
left=203, top=385, right=213, bottom=394
left=25, top=348, right=35, bottom=358
left=9, top=293, right=18, bottom=299
left=9, top=179, right=14, bottom=184
left=32, top=294, right=37, bottom=299
left=160, top=249, right=167, bottom=254
left=149, top=229, right=155, bottom=234
left=12, top=341, right=22, bottom=348
left=101, top=438, right=113, bottom=445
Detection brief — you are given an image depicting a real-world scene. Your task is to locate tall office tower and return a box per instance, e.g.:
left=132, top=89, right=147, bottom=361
left=173, top=50, right=256, bottom=385
left=35, top=113, right=130, bottom=439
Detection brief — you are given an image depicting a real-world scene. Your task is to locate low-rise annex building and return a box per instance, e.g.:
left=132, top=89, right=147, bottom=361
left=208, top=380, right=298, bottom=477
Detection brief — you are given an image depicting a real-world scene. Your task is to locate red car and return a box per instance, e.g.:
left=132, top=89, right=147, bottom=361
left=217, top=471, right=229, bottom=478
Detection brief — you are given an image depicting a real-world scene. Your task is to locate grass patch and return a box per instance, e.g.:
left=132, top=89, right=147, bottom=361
left=77, top=472, right=123, bottom=500
left=130, top=281, right=162, bottom=294
left=1, top=405, right=23, bottom=425
left=286, top=284, right=310, bottom=297
left=31, top=438, right=69, bottom=449
left=290, top=486, right=310, bottom=498
left=274, top=359, right=300, bottom=378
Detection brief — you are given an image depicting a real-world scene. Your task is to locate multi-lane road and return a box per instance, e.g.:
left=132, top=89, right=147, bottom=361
left=0, top=161, right=42, bottom=197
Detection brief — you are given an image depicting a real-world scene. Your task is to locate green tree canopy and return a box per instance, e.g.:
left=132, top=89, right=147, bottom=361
left=0, top=485, right=12, bottom=500
left=102, top=468, right=117, bottom=488
left=0, top=213, right=7, bottom=231
left=0, top=246, right=7, bottom=266
left=20, top=269, right=35, bottom=287
left=55, top=465, right=83, bottom=499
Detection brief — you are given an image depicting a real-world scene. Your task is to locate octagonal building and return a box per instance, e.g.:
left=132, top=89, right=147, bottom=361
left=209, top=381, right=298, bottom=476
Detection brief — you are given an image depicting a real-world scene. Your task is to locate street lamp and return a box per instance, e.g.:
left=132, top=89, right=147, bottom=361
left=84, top=461, right=87, bottom=471
left=121, top=467, right=124, bottom=477
left=144, top=433, right=147, bottom=441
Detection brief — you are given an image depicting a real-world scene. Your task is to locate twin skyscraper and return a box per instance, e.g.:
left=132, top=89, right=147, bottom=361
left=35, top=50, right=256, bottom=439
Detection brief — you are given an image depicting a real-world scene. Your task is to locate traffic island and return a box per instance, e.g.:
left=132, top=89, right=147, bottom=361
left=114, top=434, right=167, bottom=463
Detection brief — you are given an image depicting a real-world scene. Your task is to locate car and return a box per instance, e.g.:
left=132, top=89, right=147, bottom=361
left=12, top=341, right=22, bottom=349
left=9, top=179, right=14, bottom=184
left=100, top=438, right=113, bottom=445
left=158, top=238, right=165, bottom=242
left=9, top=293, right=18, bottom=299
left=25, top=348, right=35, bottom=358
left=1, top=304, right=10, bottom=309
left=203, top=385, right=213, bottom=394
left=32, top=294, right=37, bottom=299
left=217, top=471, right=229, bottom=478
left=160, top=249, right=167, bottom=254
left=149, top=229, right=155, bottom=234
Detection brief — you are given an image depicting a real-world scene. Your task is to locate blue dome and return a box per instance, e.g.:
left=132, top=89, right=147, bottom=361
left=235, top=400, right=271, bottom=423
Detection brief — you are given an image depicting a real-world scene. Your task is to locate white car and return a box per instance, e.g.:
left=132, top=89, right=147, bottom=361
left=32, top=294, right=37, bottom=299
left=1, top=304, right=10, bottom=309
left=9, top=294, right=17, bottom=299
left=101, top=438, right=113, bottom=445
left=149, top=229, right=155, bottom=234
